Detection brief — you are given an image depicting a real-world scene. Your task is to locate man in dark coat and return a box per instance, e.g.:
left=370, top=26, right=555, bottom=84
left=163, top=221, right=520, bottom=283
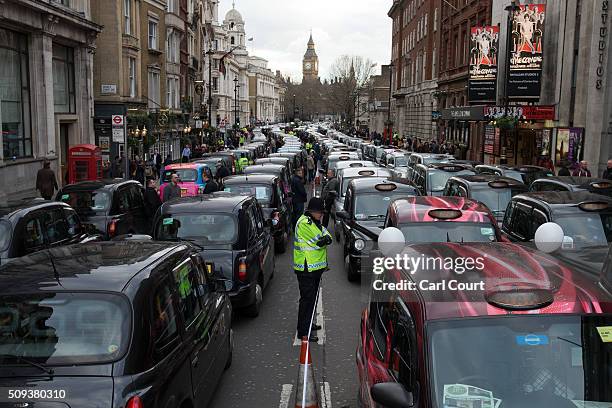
left=163, top=173, right=182, bottom=202
left=144, top=179, right=162, bottom=222
left=291, top=168, right=308, bottom=228
left=202, top=172, right=218, bottom=194
left=36, top=160, right=59, bottom=200
left=215, top=161, right=231, bottom=187
left=602, top=160, right=612, bottom=179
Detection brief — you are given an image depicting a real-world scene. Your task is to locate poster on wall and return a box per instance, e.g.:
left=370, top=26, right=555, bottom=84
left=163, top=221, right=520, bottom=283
left=469, top=26, right=499, bottom=103
left=540, top=129, right=551, bottom=156
left=508, top=4, right=546, bottom=99
left=484, top=125, right=496, bottom=154
left=555, top=128, right=584, bottom=164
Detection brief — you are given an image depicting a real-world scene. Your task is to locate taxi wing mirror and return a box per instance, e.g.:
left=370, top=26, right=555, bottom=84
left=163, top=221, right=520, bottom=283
left=371, top=382, right=414, bottom=408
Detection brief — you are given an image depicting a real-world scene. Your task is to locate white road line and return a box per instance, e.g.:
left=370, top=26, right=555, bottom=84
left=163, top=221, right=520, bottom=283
left=279, top=384, right=293, bottom=408
left=293, top=288, right=325, bottom=346
left=320, top=382, right=332, bottom=408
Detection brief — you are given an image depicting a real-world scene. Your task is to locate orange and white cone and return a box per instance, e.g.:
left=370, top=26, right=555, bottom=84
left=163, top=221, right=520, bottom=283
left=295, top=337, right=319, bottom=408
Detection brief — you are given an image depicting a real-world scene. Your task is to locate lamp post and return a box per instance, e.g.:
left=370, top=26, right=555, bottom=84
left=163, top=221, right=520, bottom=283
left=233, top=77, right=240, bottom=127
left=385, top=63, right=394, bottom=144
left=503, top=0, right=520, bottom=165
left=293, top=94, right=296, bottom=122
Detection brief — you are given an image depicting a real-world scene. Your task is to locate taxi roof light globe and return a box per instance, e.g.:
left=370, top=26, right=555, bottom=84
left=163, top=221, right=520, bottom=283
left=378, top=227, right=405, bottom=257
left=534, top=222, right=564, bottom=253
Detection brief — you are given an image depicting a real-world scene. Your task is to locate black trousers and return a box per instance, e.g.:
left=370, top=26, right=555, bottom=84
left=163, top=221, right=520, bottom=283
left=322, top=201, right=333, bottom=228
left=296, top=269, right=323, bottom=338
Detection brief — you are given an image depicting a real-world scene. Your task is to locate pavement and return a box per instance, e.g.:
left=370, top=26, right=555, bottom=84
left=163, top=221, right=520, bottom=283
left=208, top=183, right=364, bottom=408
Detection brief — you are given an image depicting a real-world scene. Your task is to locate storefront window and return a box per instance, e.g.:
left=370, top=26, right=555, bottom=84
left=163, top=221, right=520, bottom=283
left=0, top=28, right=31, bottom=159
left=53, top=44, right=76, bottom=113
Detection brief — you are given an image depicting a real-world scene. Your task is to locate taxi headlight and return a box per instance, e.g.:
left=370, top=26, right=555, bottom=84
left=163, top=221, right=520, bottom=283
left=354, top=239, right=365, bottom=251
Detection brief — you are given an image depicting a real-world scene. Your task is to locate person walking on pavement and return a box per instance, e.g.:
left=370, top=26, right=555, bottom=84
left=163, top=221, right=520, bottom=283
left=557, top=160, right=571, bottom=176
left=36, top=160, right=59, bottom=200
left=152, top=151, right=162, bottom=178
left=306, top=152, right=316, bottom=183
left=294, top=197, right=333, bottom=342
left=602, top=160, right=612, bottom=179
left=163, top=173, right=182, bottom=202
left=320, top=169, right=338, bottom=228
left=144, top=178, right=162, bottom=227
left=181, top=144, right=191, bottom=163
left=202, top=171, right=218, bottom=194
left=572, top=160, right=592, bottom=177
left=291, top=168, right=308, bottom=229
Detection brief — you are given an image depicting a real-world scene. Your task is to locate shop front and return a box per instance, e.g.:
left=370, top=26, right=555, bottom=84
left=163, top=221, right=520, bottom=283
left=440, top=106, right=486, bottom=161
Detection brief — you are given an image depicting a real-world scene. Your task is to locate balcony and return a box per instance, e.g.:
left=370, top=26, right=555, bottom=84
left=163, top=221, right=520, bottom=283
left=165, top=13, right=185, bottom=32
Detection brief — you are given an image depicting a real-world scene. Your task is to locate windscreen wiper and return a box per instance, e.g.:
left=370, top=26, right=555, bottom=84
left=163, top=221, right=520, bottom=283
left=0, top=354, right=54, bottom=375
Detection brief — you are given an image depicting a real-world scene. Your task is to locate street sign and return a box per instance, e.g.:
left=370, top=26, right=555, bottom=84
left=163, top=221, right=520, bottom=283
left=112, top=115, right=124, bottom=126
left=112, top=128, right=125, bottom=143
left=195, top=120, right=203, bottom=129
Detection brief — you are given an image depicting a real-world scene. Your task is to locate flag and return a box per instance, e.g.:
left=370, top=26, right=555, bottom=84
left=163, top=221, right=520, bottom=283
left=218, top=49, right=234, bottom=77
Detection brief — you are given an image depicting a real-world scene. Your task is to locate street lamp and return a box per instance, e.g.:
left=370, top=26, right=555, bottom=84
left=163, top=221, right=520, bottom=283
left=385, top=63, right=394, bottom=144
left=293, top=94, right=296, bottom=122
left=233, top=77, right=240, bottom=127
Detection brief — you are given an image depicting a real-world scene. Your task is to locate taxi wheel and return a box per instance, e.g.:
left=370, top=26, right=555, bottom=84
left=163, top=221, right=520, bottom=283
left=243, top=282, right=263, bottom=318
left=345, top=255, right=359, bottom=282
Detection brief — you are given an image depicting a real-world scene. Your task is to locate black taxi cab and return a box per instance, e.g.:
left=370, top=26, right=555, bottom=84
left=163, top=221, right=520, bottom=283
left=411, top=163, right=475, bottom=196
left=476, top=164, right=553, bottom=185
left=0, top=241, right=232, bottom=408
left=222, top=174, right=291, bottom=253
left=443, top=175, right=528, bottom=223
left=502, top=191, right=612, bottom=274
left=335, top=178, right=419, bottom=281
left=530, top=176, right=612, bottom=198
left=357, top=241, right=612, bottom=408
left=244, top=163, right=292, bottom=197
left=152, top=193, right=275, bottom=317
left=0, top=199, right=98, bottom=264
left=255, top=156, right=294, bottom=175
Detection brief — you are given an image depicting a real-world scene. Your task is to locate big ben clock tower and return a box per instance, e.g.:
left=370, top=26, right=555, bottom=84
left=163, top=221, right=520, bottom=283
left=303, top=33, right=319, bottom=82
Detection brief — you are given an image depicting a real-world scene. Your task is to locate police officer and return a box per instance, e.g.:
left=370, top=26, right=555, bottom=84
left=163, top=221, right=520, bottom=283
left=238, top=153, right=249, bottom=174
left=294, top=197, right=333, bottom=342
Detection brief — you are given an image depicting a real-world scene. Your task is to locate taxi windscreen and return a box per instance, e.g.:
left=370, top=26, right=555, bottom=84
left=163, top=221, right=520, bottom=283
left=428, top=315, right=612, bottom=408
left=156, top=214, right=238, bottom=244
left=553, top=210, right=612, bottom=248
left=471, top=187, right=523, bottom=215
left=162, top=169, right=198, bottom=183
left=223, top=184, right=272, bottom=205
left=354, top=194, right=409, bottom=219
left=429, top=170, right=475, bottom=192
left=59, top=190, right=111, bottom=214
left=0, top=293, right=130, bottom=365
left=399, top=222, right=497, bottom=242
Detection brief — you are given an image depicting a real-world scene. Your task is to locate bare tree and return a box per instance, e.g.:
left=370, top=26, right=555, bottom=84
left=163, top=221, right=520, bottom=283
left=326, top=55, right=377, bottom=126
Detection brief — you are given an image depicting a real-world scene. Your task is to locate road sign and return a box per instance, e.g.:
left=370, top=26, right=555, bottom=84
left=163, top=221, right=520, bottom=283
left=112, top=115, right=124, bottom=126
left=112, top=128, right=125, bottom=143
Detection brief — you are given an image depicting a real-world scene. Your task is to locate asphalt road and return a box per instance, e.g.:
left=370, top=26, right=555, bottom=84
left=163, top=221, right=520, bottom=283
left=209, top=190, right=364, bottom=408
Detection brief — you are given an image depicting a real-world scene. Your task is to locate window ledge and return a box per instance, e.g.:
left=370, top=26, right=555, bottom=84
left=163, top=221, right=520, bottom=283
left=148, top=48, right=163, bottom=56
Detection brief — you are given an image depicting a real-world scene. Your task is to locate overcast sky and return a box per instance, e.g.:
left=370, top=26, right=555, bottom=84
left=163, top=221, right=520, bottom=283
left=219, top=0, right=392, bottom=82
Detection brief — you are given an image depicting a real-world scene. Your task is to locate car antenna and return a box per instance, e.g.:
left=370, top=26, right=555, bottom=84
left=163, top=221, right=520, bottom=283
left=46, top=250, right=64, bottom=289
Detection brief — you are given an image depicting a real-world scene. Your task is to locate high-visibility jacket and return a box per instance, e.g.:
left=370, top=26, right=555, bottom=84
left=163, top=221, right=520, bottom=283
left=293, top=214, right=332, bottom=272
left=238, top=157, right=249, bottom=172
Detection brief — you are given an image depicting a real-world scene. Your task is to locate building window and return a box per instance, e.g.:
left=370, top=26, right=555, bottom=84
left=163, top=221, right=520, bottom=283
left=0, top=28, right=31, bottom=159
left=124, top=0, right=131, bottom=35
left=434, top=8, right=438, bottom=31
left=128, top=57, right=136, bottom=98
left=188, top=32, right=194, bottom=58
left=212, top=77, right=218, bottom=91
left=148, top=19, right=158, bottom=50
left=432, top=46, right=437, bottom=78
left=231, top=36, right=235, bottom=45
left=167, top=0, right=177, bottom=14
left=148, top=70, right=160, bottom=109
left=166, top=30, right=179, bottom=63
left=167, top=75, right=180, bottom=109
left=52, top=44, right=75, bottom=114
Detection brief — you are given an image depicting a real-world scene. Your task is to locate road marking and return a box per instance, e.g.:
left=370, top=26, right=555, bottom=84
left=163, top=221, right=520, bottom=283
left=279, top=384, right=293, bottom=408
left=320, top=382, right=332, bottom=408
left=293, top=288, right=325, bottom=346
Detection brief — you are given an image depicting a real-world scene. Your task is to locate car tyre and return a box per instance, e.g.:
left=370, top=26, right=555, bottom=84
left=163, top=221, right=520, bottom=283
left=346, top=254, right=359, bottom=282
left=242, top=282, right=263, bottom=318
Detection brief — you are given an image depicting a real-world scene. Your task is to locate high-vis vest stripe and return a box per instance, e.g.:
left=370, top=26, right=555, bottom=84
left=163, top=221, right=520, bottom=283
left=293, top=214, right=332, bottom=272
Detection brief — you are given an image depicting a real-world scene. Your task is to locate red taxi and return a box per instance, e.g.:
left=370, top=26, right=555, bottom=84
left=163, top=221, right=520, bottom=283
left=385, top=196, right=503, bottom=243
left=357, top=242, right=612, bottom=407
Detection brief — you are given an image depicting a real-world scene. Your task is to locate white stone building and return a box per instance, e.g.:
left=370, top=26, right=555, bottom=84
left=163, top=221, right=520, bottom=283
left=0, top=0, right=101, bottom=200
left=248, top=56, right=278, bottom=124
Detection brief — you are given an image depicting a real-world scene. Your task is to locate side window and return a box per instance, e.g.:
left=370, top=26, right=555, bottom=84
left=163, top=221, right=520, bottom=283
left=129, top=186, right=145, bottom=209
left=344, top=188, right=352, bottom=212
left=172, top=260, right=203, bottom=327
left=21, top=217, right=45, bottom=252
left=151, top=279, right=179, bottom=358
left=511, top=203, right=533, bottom=240
left=117, top=189, right=130, bottom=213
left=458, top=186, right=468, bottom=197
left=247, top=206, right=258, bottom=243
left=43, top=208, right=70, bottom=244
left=503, top=201, right=515, bottom=231
left=254, top=203, right=265, bottom=233
left=390, top=302, right=417, bottom=389
left=370, top=299, right=394, bottom=362
left=531, top=209, right=548, bottom=237
left=64, top=208, right=81, bottom=237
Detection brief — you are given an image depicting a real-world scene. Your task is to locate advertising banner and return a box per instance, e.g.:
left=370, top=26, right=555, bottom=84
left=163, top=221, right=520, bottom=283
left=469, top=26, right=499, bottom=103
left=508, top=4, right=546, bottom=99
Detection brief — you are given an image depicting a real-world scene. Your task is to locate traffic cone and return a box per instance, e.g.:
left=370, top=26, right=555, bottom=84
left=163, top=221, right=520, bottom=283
left=295, top=337, right=319, bottom=408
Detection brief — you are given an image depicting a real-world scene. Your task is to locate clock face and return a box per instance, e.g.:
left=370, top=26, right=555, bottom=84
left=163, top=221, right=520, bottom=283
left=305, top=62, right=312, bottom=70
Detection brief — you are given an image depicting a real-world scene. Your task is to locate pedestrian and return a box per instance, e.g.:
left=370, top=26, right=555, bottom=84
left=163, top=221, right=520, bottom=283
left=144, top=178, right=162, bottom=224
left=321, top=169, right=338, bottom=228
left=558, top=160, right=571, bottom=176
left=307, top=152, right=315, bottom=183
left=111, top=156, right=121, bottom=178
left=181, top=144, right=191, bottom=163
left=572, top=160, right=592, bottom=177
left=291, top=168, right=308, bottom=229
left=35, top=159, right=58, bottom=200
left=294, top=197, right=333, bottom=343
left=135, top=159, right=145, bottom=185
left=163, top=153, right=173, bottom=168
left=602, top=159, right=612, bottom=179
left=216, top=161, right=230, bottom=186
left=152, top=150, right=162, bottom=178
left=202, top=171, right=218, bottom=194
left=163, top=173, right=182, bottom=202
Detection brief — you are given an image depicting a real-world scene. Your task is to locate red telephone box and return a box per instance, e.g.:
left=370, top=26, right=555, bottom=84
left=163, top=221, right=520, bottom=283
left=68, top=144, right=102, bottom=184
